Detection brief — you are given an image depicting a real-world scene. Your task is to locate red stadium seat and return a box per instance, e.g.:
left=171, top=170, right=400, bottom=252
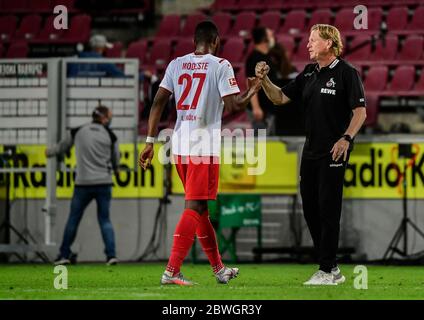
left=386, top=6, right=409, bottom=33
left=105, top=41, right=123, bottom=58
left=126, top=40, right=148, bottom=65
left=173, top=38, right=194, bottom=58
left=0, top=15, right=18, bottom=42
left=258, top=11, right=281, bottom=31
left=307, top=9, right=332, bottom=31
left=333, top=8, right=356, bottom=34
left=60, top=14, right=91, bottom=43
left=28, top=0, right=52, bottom=13
left=279, top=10, right=306, bottom=36
left=0, top=43, right=4, bottom=57
left=210, top=0, right=239, bottom=11
left=364, top=66, right=388, bottom=92
left=406, top=6, right=424, bottom=31
left=243, top=0, right=264, bottom=11
left=181, top=13, right=207, bottom=37
left=146, top=39, right=172, bottom=67
left=156, top=15, right=180, bottom=39
left=293, top=36, right=309, bottom=62
left=396, top=35, right=423, bottom=61
left=6, top=41, right=29, bottom=58
left=346, top=35, right=371, bottom=62
left=211, top=12, right=232, bottom=35
left=14, top=14, right=42, bottom=40
left=369, top=35, right=398, bottom=61
left=263, top=0, right=286, bottom=10
left=389, top=66, right=416, bottom=92
left=413, top=70, right=424, bottom=91
left=276, top=35, right=295, bottom=58
left=364, top=94, right=379, bottom=127
left=367, top=8, right=383, bottom=33
left=1, top=0, right=27, bottom=13
left=33, top=15, right=64, bottom=42
left=230, top=12, right=256, bottom=37
left=221, top=37, right=245, bottom=64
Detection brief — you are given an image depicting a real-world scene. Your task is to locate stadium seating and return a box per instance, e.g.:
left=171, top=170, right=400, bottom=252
left=0, top=0, right=28, bottom=13
left=105, top=41, right=123, bottom=58
left=306, top=8, right=332, bottom=31
left=126, top=40, right=148, bottom=67
left=414, top=70, right=424, bottom=91
left=276, top=35, right=295, bottom=58
left=258, top=11, right=281, bottom=31
left=386, top=6, right=409, bottom=34
left=173, top=38, right=194, bottom=59
left=389, top=66, right=416, bottom=93
left=396, top=35, right=423, bottom=62
left=180, top=13, right=207, bottom=37
left=346, top=35, right=372, bottom=62
left=144, top=39, right=172, bottom=68
left=0, top=43, right=4, bottom=57
left=368, top=34, right=398, bottom=62
left=28, top=0, right=53, bottom=13
left=59, top=14, right=92, bottom=44
left=333, top=8, right=357, bottom=34
left=278, top=10, right=306, bottom=36
left=32, top=15, right=64, bottom=43
left=155, top=14, right=181, bottom=39
left=14, top=15, right=42, bottom=40
left=230, top=12, right=256, bottom=37
left=0, top=15, right=18, bottom=42
left=221, top=37, right=245, bottom=67
left=364, top=66, right=388, bottom=92
left=211, top=12, right=232, bottom=35
left=5, top=41, right=29, bottom=58
left=406, top=6, right=424, bottom=33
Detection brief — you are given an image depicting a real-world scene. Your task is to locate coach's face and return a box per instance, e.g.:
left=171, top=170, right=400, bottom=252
left=307, top=29, right=332, bottom=61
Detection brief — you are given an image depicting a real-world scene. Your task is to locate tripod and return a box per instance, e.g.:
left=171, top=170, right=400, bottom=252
left=0, top=150, right=49, bottom=262
left=136, top=162, right=172, bottom=261
left=383, top=144, right=424, bottom=261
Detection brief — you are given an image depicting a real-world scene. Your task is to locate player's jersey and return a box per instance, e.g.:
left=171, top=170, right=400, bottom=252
left=159, top=53, right=240, bottom=156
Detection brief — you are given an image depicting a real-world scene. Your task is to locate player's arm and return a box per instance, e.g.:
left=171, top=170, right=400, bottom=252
left=138, top=87, right=172, bottom=169
left=255, top=61, right=291, bottom=106
left=45, top=134, right=73, bottom=158
left=223, top=77, right=262, bottom=113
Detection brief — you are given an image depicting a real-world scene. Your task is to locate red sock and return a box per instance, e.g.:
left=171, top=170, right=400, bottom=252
left=166, top=209, right=201, bottom=276
left=196, top=210, right=224, bottom=274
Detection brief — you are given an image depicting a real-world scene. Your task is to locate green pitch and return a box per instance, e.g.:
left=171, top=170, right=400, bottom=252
left=0, top=263, right=423, bottom=300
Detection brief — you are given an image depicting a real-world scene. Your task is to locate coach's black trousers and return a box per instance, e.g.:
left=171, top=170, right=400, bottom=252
left=299, top=153, right=349, bottom=273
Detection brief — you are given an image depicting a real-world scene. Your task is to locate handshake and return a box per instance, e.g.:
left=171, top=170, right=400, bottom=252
left=246, top=61, right=271, bottom=95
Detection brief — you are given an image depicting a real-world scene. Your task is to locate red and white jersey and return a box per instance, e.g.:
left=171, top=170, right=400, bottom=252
left=159, top=53, right=240, bottom=156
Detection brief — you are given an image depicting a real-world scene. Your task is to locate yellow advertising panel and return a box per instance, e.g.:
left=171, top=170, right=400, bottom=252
left=2, top=141, right=424, bottom=199
left=0, top=144, right=163, bottom=199
left=344, top=142, right=424, bottom=199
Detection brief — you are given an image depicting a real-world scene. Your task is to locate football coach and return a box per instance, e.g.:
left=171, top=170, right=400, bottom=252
left=256, top=24, right=367, bottom=285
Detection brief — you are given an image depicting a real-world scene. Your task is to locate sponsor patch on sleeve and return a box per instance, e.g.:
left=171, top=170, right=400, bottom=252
left=228, top=77, right=238, bottom=87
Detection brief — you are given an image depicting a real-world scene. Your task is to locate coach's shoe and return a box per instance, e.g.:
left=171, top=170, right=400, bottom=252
left=215, top=266, right=239, bottom=284
left=331, top=266, right=346, bottom=284
left=303, top=270, right=337, bottom=286
left=160, top=271, right=195, bottom=286
left=54, top=256, right=71, bottom=265
left=106, top=257, right=119, bottom=266
left=54, top=253, right=77, bottom=266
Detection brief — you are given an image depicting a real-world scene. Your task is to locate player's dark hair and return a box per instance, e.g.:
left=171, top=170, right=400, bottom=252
left=252, top=27, right=268, bottom=45
left=92, top=105, right=110, bottom=122
left=194, top=21, right=219, bottom=45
